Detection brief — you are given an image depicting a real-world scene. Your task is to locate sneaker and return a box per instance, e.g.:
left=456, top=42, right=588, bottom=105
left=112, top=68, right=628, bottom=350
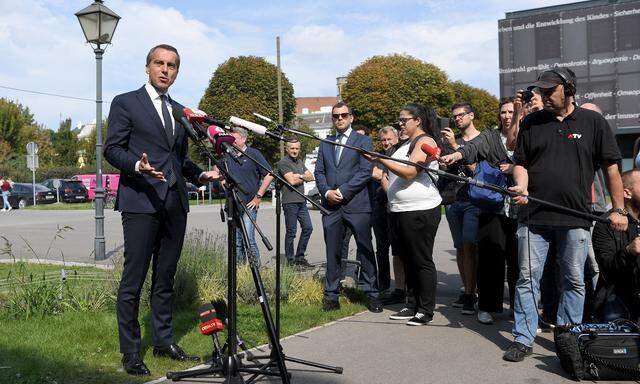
left=7, top=206, right=11, bottom=211
left=477, top=311, right=494, bottom=325
left=502, top=342, right=532, bottom=362
left=451, top=294, right=465, bottom=308
left=379, top=289, right=405, bottom=305
left=461, top=294, right=477, bottom=315
left=389, top=307, right=414, bottom=320
left=538, top=317, right=555, bottom=333
left=406, top=312, right=432, bottom=326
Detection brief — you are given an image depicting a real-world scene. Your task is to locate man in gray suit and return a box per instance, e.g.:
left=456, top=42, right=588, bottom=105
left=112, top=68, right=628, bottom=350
left=314, top=102, right=381, bottom=312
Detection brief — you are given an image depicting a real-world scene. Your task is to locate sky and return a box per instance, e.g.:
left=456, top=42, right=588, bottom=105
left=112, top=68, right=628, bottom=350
left=0, top=0, right=571, bottom=131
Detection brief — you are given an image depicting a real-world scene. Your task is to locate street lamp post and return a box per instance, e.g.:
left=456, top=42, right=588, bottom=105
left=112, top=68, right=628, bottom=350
left=75, top=0, right=120, bottom=261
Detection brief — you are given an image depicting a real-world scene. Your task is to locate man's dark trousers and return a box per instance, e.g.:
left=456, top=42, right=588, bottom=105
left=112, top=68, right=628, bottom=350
left=323, top=208, right=377, bottom=300
left=282, top=202, right=313, bottom=263
left=117, top=187, right=186, bottom=353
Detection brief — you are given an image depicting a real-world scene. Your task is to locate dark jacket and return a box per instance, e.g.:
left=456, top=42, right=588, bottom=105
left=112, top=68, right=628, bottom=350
left=104, top=86, right=203, bottom=213
left=314, top=131, right=373, bottom=213
left=591, top=214, right=640, bottom=322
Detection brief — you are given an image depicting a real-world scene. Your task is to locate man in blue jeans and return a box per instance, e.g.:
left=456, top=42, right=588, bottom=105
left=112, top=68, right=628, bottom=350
left=277, top=139, right=314, bottom=268
left=505, top=68, right=627, bottom=362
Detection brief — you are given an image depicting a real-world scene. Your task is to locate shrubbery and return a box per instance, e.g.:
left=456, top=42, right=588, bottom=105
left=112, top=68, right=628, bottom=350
left=0, top=229, right=325, bottom=319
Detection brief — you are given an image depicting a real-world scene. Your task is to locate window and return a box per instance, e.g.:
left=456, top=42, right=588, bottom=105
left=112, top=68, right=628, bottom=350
left=536, top=24, right=561, bottom=59
left=617, top=14, right=640, bottom=50
left=588, top=18, right=613, bottom=53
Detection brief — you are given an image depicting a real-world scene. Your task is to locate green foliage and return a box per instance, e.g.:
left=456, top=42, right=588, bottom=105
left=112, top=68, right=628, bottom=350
left=52, top=118, right=80, bottom=166
left=342, top=54, right=455, bottom=149
left=198, top=56, right=297, bottom=166
left=450, top=81, right=500, bottom=131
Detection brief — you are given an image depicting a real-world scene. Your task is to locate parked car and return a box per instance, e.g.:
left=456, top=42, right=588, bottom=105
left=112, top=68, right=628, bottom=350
left=41, top=179, right=89, bottom=203
left=8, top=183, right=56, bottom=209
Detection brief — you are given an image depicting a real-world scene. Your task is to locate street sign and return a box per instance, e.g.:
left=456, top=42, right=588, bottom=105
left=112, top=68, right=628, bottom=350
left=26, top=154, right=39, bottom=171
left=26, top=141, right=39, bottom=155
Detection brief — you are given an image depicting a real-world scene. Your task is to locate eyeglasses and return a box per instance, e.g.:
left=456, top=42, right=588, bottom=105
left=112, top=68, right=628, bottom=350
left=452, top=112, right=470, bottom=120
left=332, top=113, right=351, bottom=119
left=397, top=117, right=415, bottom=125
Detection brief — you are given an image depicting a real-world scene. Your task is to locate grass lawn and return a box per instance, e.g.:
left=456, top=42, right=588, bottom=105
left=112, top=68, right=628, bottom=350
left=0, top=302, right=363, bottom=384
left=0, top=262, right=364, bottom=384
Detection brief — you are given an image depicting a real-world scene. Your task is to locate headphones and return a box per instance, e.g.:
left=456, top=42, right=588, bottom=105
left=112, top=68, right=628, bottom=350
left=548, top=68, right=576, bottom=96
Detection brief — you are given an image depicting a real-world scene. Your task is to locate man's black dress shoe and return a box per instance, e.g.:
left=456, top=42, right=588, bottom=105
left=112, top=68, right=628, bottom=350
left=153, top=343, right=201, bottom=362
left=122, top=353, right=150, bottom=376
left=367, top=299, right=383, bottom=313
left=322, top=299, right=340, bottom=312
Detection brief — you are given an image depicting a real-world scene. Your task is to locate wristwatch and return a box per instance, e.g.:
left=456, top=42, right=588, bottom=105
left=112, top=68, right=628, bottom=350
left=255, top=193, right=263, bottom=199
left=610, top=207, right=628, bottom=216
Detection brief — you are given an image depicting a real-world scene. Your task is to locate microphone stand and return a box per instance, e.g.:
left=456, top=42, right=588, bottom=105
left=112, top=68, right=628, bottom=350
left=281, top=126, right=611, bottom=225
left=166, top=130, right=289, bottom=383
left=224, top=143, right=344, bottom=381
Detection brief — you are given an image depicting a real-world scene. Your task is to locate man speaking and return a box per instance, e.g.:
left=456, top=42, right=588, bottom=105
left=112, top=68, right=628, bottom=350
left=105, top=44, right=216, bottom=376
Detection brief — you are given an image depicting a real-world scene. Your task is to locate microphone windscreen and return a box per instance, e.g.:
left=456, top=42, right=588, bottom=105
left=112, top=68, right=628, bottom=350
left=206, top=125, right=225, bottom=140
left=229, top=116, right=267, bottom=135
left=184, top=107, right=206, bottom=122
left=420, top=142, right=441, bottom=158
left=198, top=303, right=217, bottom=323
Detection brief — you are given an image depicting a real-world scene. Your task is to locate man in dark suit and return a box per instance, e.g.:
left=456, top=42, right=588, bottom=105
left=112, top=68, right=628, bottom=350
left=314, top=101, right=381, bottom=312
left=104, top=44, right=216, bottom=376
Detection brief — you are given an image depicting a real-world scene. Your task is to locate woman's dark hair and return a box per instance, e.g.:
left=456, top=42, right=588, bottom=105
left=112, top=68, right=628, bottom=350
left=498, top=97, right=515, bottom=131
left=402, top=102, right=444, bottom=150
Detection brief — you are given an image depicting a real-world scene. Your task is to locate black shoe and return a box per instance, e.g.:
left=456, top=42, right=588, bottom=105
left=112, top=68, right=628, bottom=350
left=294, top=258, right=314, bottom=269
left=389, top=307, right=414, bottom=320
left=503, top=342, right=533, bottom=362
left=461, top=294, right=477, bottom=315
left=367, top=299, right=383, bottom=313
left=539, top=317, right=556, bottom=333
left=153, top=343, right=200, bottom=362
left=122, top=353, right=150, bottom=376
left=322, top=299, right=340, bottom=312
left=451, top=294, right=465, bottom=308
left=379, top=289, right=405, bottom=305
left=406, top=312, right=433, bottom=326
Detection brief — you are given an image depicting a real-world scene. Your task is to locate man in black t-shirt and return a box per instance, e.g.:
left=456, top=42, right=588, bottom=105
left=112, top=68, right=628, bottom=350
left=277, top=140, right=314, bottom=268
left=503, top=68, right=628, bottom=363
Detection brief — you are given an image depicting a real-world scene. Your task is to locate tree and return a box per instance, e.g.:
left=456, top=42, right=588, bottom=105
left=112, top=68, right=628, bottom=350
left=52, top=118, right=80, bottom=166
left=341, top=54, right=455, bottom=149
left=79, top=119, right=108, bottom=168
left=450, top=81, right=499, bottom=131
left=198, top=56, right=296, bottom=166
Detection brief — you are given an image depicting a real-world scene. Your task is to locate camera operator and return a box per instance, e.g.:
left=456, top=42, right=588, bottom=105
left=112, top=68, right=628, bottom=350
left=591, top=169, right=640, bottom=322
left=502, top=68, right=627, bottom=363
left=506, top=89, right=543, bottom=151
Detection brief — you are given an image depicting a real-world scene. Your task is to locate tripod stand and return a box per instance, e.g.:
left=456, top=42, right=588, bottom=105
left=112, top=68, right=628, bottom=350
left=246, top=182, right=343, bottom=382
left=166, top=117, right=289, bottom=383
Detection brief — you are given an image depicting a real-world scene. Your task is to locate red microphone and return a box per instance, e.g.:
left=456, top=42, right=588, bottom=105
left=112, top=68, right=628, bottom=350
left=198, top=303, right=224, bottom=335
left=420, top=142, right=441, bottom=159
left=184, top=107, right=228, bottom=128
left=207, top=125, right=236, bottom=156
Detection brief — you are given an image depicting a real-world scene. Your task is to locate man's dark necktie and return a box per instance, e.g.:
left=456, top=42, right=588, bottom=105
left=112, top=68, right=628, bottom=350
left=160, top=94, right=176, bottom=187
left=334, top=133, right=343, bottom=165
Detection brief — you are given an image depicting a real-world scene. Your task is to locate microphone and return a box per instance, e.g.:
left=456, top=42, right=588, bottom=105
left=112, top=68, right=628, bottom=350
left=198, top=302, right=224, bottom=335
left=184, top=107, right=228, bottom=129
left=172, top=107, right=204, bottom=141
left=229, top=116, right=292, bottom=142
left=420, top=142, right=441, bottom=159
left=207, top=125, right=237, bottom=157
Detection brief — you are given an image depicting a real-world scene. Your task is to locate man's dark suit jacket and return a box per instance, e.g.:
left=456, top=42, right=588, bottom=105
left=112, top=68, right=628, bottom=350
left=314, top=131, right=373, bottom=212
left=104, top=85, right=202, bottom=212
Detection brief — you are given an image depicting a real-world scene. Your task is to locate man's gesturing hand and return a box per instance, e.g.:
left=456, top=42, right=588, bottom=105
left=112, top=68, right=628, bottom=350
left=139, top=153, right=166, bottom=181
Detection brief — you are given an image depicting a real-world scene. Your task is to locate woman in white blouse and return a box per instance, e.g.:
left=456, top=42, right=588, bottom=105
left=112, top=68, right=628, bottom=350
left=362, top=103, right=442, bottom=326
